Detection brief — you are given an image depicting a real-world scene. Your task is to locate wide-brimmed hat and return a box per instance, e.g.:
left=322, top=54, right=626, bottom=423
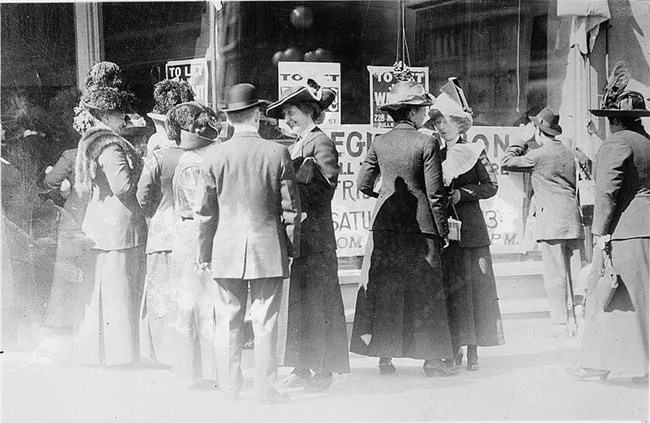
left=379, top=81, right=434, bottom=111
left=80, top=86, right=134, bottom=113
left=531, top=107, right=562, bottom=136
left=222, top=83, right=269, bottom=112
left=165, top=101, right=220, bottom=146
left=428, top=78, right=473, bottom=132
left=590, top=90, right=650, bottom=118
left=266, top=79, right=335, bottom=120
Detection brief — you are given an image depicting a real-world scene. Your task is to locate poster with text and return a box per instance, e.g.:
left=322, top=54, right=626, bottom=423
left=367, top=66, right=429, bottom=128
left=278, top=62, right=341, bottom=125
left=321, top=124, right=529, bottom=257
left=165, top=58, right=208, bottom=104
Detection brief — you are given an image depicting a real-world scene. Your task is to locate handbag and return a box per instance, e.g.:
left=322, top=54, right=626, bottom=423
left=595, top=244, right=619, bottom=311
left=448, top=203, right=462, bottom=242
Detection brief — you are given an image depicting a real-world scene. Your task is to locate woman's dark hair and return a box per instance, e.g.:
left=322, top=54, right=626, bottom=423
left=386, top=107, right=413, bottom=123
left=608, top=116, right=641, bottom=129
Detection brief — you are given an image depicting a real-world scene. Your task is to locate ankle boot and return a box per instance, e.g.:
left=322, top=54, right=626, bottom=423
left=467, top=345, right=478, bottom=371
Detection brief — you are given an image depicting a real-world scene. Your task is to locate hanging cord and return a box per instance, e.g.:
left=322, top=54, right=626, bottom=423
left=395, top=1, right=401, bottom=64
left=515, top=0, right=521, bottom=113
left=402, top=1, right=411, bottom=67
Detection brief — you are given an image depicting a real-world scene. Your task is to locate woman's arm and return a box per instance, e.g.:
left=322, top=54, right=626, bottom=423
left=455, top=151, right=498, bottom=202
left=357, top=142, right=380, bottom=198
left=423, top=136, right=449, bottom=238
left=98, top=145, right=138, bottom=199
left=136, top=152, right=162, bottom=217
left=44, top=151, right=74, bottom=190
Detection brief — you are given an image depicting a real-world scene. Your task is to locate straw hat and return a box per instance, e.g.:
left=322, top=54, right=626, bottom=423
left=378, top=81, right=434, bottom=111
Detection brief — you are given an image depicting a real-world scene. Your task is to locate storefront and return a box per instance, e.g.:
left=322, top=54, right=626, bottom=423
left=2, top=0, right=650, bottom=260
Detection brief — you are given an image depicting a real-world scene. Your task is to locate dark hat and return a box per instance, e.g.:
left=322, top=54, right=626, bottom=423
left=222, top=83, right=269, bottom=112
left=531, top=107, right=562, bottom=136
left=165, top=101, right=220, bottom=147
left=80, top=86, right=134, bottom=113
left=266, top=79, right=335, bottom=120
left=150, top=79, right=195, bottom=118
left=378, top=81, right=434, bottom=111
left=590, top=90, right=650, bottom=118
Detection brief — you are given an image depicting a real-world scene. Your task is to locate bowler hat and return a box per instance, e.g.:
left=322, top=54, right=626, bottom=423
left=590, top=90, right=650, bottom=118
left=531, top=107, right=562, bottom=136
left=266, top=79, right=335, bottom=120
left=222, top=83, right=269, bottom=112
left=379, top=81, right=434, bottom=111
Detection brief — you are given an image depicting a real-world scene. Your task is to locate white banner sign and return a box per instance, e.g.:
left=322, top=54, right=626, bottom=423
left=319, top=125, right=528, bottom=257
left=367, top=66, right=429, bottom=128
left=278, top=62, right=341, bottom=125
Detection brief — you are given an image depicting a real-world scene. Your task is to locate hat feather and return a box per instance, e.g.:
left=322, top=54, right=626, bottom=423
left=603, top=61, right=631, bottom=108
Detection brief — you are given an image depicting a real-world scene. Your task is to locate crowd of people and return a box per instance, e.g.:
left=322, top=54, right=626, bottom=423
left=1, top=59, right=648, bottom=404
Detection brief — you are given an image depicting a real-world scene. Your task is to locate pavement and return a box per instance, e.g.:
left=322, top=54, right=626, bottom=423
left=1, top=318, right=648, bottom=423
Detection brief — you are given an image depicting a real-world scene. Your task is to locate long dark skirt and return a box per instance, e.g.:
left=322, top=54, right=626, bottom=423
left=350, top=231, right=454, bottom=360
left=442, top=242, right=505, bottom=347
left=580, top=237, right=649, bottom=374
left=284, top=250, right=350, bottom=374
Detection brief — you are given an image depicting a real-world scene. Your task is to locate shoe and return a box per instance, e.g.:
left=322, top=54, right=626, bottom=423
left=632, top=374, right=649, bottom=385
left=258, top=389, right=290, bottom=405
left=282, top=369, right=311, bottom=388
left=566, top=367, right=610, bottom=380
left=466, top=345, right=478, bottom=371
left=303, top=372, right=333, bottom=392
left=378, top=357, right=396, bottom=375
left=454, top=346, right=464, bottom=367
left=423, top=360, right=459, bottom=377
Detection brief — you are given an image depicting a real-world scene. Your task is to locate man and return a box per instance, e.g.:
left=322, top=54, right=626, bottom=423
left=196, top=83, right=301, bottom=404
left=501, top=107, right=584, bottom=337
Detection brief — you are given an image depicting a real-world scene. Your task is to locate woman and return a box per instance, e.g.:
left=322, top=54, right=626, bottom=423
left=33, top=147, right=92, bottom=364
left=72, top=63, right=147, bottom=366
left=266, top=80, right=350, bottom=392
left=350, top=80, right=456, bottom=377
left=428, top=79, right=504, bottom=371
left=162, top=101, right=220, bottom=386
left=567, top=86, right=650, bottom=384
left=146, top=79, right=195, bottom=156
left=136, top=101, right=219, bottom=368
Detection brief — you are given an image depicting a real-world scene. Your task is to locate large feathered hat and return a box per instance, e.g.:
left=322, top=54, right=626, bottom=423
left=266, top=79, right=335, bottom=120
left=150, top=79, right=195, bottom=120
left=590, top=61, right=650, bottom=118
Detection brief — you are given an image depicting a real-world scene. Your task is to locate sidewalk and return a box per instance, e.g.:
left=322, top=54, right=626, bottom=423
left=2, top=318, right=647, bottom=422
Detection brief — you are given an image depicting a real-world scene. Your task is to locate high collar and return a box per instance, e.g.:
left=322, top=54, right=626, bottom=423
left=393, top=120, right=418, bottom=130
left=233, top=124, right=259, bottom=135
left=297, top=123, right=317, bottom=140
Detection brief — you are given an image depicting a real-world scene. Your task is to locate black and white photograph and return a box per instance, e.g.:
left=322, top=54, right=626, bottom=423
left=1, top=0, right=648, bottom=421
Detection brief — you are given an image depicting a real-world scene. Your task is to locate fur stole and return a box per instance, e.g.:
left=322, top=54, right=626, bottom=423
left=75, top=126, right=142, bottom=194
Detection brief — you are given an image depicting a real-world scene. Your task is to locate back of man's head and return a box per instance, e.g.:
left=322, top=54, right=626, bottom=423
left=227, top=106, right=259, bottom=126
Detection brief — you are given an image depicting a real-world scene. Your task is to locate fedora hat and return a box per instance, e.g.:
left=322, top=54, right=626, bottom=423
left=531, top=107, right=562, bottom=136
left=222, top=83, right=269, bottom=112
left=590, top=90, right=650, bottom=118
left=379, top=81, right=434, bottom=111
left=266, top=79, right=335, bottom=120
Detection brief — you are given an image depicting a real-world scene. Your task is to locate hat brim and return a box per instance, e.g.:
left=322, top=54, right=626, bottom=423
left=266, top=88, right=336, bottom=120
left=590, top=109, right=650, bottom=117
left=179, top=129, right=217, bottom=148
left=147, top=112, right=166, bottom=122
left=379, top=98, right=433, bottom=112
left=531, top=116, right=562, bottom=136
left=223, top=100, right=270, bottom=113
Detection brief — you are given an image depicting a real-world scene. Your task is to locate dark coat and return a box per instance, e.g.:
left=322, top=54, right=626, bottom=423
left=501, top=139, right=583, bottom=241
left=447, top=145, right=498, bottom=248
left=290, top=127, right=339, bottom=255
left=197, top=130, right=301, bottom=280
left=357, top=121, right=448, bottom=238
left=592, top=125, right=650, bottom=239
